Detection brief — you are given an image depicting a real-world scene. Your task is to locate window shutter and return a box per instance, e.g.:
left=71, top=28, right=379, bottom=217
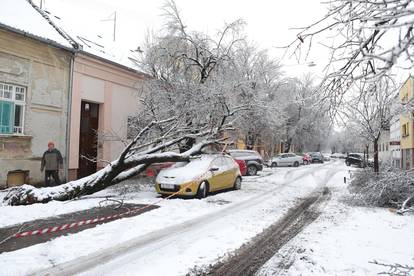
left=0, top=100, right=14, bottom=134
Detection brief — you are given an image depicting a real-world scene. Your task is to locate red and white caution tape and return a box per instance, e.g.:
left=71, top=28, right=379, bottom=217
left=14, top=206, right=151, bottom=238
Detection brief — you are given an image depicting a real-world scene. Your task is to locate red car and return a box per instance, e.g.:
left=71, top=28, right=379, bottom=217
left=234, top=159, right=247, bottom=176
left=303, top=153, right=311, bottom=165
left=146, top=162, right=174, bottom=177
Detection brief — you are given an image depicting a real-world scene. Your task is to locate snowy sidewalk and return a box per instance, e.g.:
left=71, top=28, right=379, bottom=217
left=257, top=168, right=414, bottom=275
left=0, top=203, right=158, bottom=253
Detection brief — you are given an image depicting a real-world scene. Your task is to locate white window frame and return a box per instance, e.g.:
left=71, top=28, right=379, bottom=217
left=0, top=82, right=26, bottom=135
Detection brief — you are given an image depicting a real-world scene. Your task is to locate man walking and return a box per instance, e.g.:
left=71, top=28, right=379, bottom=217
left=41, top=141, right=63, bottom=186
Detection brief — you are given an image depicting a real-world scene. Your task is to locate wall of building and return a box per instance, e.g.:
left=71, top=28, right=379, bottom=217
left=0, top=29, right=70, bottom=187
left=399, top=76, right=414, bottom=169
left=68, top=53, right=144, bottom=180
left=390, top=117, right=401, bottom=168
left=378, top=130, right=391, bottom=165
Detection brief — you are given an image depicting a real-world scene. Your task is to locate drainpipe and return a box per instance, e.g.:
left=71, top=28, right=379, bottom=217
left=65, top=54, right=75, bottom=182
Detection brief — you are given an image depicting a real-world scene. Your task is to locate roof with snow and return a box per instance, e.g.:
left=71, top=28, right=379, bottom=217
left=73, top=35, right=142, bottom=72
left=0, top=0, right=143, bottom=72
left=0, top=0, right=74, bottom=49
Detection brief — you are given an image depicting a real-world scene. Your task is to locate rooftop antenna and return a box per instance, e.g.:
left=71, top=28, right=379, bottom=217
left=101, top=11, right=116, bottom=42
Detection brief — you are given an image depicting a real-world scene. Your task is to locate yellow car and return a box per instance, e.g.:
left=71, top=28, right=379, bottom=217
left=155, top=154, right=242, bottom=198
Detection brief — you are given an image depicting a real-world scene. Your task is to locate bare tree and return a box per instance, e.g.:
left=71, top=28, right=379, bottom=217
left=285, top=0, right=414, bottom=105
left=342, top=76, right=396, bottom=172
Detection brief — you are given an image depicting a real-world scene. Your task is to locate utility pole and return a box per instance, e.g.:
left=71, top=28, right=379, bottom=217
left=113, top=12, right=116, bottom=42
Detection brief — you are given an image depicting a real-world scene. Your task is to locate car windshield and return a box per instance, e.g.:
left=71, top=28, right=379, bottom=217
left=170, top=155, right=213, bottom=171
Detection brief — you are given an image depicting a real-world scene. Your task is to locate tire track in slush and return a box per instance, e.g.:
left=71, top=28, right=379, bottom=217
left=203, top=187, right=331, bottom=276
left=201, top=163, right=341, bottom=276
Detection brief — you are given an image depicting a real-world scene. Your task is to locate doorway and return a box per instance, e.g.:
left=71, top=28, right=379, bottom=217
left=78, top=101, right=99, bottom=178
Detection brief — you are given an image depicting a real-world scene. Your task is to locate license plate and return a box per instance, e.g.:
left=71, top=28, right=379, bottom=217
left=160, top=183, right=175, bottom=189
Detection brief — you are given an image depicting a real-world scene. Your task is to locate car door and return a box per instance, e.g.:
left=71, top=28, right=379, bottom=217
left=224, top=156, right=238, bottom=188
left=219, top=156, right=236, bottom=189
left=286, top=154, right=295, bottom=165
left=280, top=154, right=289, bottom=166
left=208, top=157, right=227, bottom=191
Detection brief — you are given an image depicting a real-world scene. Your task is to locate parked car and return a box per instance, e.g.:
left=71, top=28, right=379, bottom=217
left=228, top=150, right=263, bottom=176
left=331, top=152, right=347, bottom=159
left=269, top=153, right=303, bottom=167
left=146, top=162, right=174, bottom=177
left=308, top=152, right=324, bottom=163
left=322, top=153, right=331, bottom=162
left=156, top=154, right=242, bottom=198
left=234, top=159, right=247, bottom=176
left=302, top=153, right=312, bottom=165
left=345, top=153, right=372, bottom=167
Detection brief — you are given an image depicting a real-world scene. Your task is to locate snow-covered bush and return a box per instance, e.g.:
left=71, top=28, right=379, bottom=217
left=349, top=166, right=414, bottom=209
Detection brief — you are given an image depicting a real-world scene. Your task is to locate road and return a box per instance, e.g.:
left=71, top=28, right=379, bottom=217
left=28, top=161, right=346, bottom=276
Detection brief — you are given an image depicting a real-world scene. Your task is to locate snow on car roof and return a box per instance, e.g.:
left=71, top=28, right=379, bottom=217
left=0, top=0, right=72, bottom=48
left=156, top=154, right=226, bottom=184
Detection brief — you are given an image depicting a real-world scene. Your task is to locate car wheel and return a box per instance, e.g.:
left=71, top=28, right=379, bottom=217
left=293, top=161, right=299, bottom=167
left=233, top=177, right=242, bottom=190
left=271, top=162, right=278, bottom=168
left=247, top=165, right=258, bottom=176
left=196, top=181, right=208, bottom=199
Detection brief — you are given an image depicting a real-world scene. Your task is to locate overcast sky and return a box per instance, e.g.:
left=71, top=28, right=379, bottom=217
left=38, top=0, right=331, bottom=78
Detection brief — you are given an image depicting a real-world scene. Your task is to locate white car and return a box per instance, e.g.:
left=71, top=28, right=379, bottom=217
left=270, top=153, right=303, bottom=167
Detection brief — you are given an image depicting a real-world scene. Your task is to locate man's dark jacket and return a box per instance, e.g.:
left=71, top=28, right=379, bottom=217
left=41, top=149, right=63, bottom=171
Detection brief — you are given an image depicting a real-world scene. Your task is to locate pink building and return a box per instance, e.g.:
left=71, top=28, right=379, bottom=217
left=0, top=0, right=147, bottom=185
left=68, top=53, right=145, bottom=180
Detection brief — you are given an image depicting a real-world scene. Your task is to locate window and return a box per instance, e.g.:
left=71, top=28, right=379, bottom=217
left=402, top=123, right=409, bottom=137
left=0, top=82, right=26, bottom=134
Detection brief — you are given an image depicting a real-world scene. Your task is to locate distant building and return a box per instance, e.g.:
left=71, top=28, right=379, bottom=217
left=399, top=76, right=414, bottom=170
left=378, top=129, right=391, bottom=165
left=389, top=116, right=401, bottom=168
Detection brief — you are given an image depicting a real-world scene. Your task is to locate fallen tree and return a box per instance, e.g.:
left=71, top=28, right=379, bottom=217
left=3, top=112, right=240, bottom=206
left=349, top=166, right=414, bottom=213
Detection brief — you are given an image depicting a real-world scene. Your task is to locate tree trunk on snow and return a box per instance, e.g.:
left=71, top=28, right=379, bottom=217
left=373, top=138, right=379, bottom=173
left=3, top=138, right=216, bottom=205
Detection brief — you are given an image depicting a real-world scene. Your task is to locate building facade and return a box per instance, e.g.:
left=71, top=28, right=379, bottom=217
left=0, top=28, right=72, bottom=187
left=399, top=77, right=414, bottom=170
left=378, top=129, right=391, bottom=165
left=389, top=116, right=401, bottom=168
left=68, top=53, right=144, bottom=180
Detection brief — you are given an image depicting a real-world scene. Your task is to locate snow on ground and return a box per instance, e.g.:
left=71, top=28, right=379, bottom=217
left=257, top=166, right=414, bottom=276
left=0, top=163, right=331, bottom=276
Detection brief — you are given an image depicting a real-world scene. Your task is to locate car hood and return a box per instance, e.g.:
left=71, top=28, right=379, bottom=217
left=156, top=166, right=206, bottom=184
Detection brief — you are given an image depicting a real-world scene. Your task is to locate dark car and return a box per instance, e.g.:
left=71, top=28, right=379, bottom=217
left=308, top=152, right=324, bottom=163
left=228, top=150, right=263, bottom=176
left=345, top=153, right=367, bottom=167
